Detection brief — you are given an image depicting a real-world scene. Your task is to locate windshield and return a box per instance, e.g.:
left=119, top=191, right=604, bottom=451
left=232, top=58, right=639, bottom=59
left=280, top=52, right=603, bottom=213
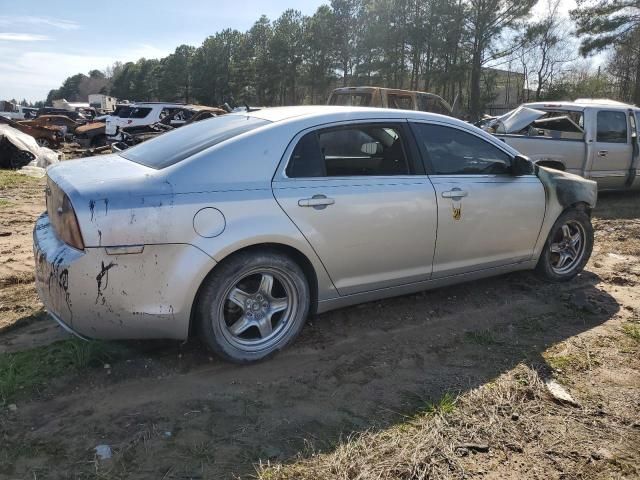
left=119, top=115, right=270, bottom=169
left=329, top=93, right=372, bottom=106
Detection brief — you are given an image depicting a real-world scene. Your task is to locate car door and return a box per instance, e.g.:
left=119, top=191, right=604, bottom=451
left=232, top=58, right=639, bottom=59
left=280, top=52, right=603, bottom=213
left=272, top=121, right=438, bottom=296
left=589, top=109, right=634, bottom=189
left=410, top=121, right=546, bottom=278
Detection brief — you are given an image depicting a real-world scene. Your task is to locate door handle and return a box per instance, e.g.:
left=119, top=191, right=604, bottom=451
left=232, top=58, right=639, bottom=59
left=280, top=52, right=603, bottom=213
left=441, top=189, right=468, bottom=199
left=598, top=150, right=608, bottom=157
left=298, top=195, right=335, bottom=209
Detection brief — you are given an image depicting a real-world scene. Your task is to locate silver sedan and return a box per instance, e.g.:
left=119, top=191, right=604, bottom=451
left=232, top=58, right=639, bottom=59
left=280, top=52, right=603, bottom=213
left=33, top=106, right=597, bottom=363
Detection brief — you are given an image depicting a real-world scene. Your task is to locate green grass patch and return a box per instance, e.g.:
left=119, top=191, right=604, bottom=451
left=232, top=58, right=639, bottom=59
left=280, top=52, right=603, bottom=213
left=0, top=338, right=127, bottom=405
left=424, top=392, right=457, bottom=416
left=464, top=329, right=500, bottom=346
left=0, top=170, right=41, bottom=190
left=545, top=352, right=597, bottom=372
left=622, top=323, right=640, bottom=342
left=0, top=198, right=11, bottom=209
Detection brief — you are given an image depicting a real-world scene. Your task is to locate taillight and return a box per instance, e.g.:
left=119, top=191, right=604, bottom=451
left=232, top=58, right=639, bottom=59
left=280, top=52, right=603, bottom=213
left=57, top=194, right=85, bottom=250
left=47, top=179, right=84, bottom=250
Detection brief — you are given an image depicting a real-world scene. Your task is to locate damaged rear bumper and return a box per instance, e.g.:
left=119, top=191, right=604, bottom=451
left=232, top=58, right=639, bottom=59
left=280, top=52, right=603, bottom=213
left=33, top=213, right=217, bottom=340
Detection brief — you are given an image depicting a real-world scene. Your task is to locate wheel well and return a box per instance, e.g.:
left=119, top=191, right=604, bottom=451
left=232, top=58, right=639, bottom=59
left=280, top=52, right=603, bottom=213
left=567, top=201, right=592, bottom=217
left=188, top=243, right=320, bottom=337
left=536, top=160, right=566, bottom=171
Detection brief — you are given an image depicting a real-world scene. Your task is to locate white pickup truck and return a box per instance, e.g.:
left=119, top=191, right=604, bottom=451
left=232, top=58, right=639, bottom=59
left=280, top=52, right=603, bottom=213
left=105, top=102, right=185, bottom=138
left=488, top=99, right=640, bottom=191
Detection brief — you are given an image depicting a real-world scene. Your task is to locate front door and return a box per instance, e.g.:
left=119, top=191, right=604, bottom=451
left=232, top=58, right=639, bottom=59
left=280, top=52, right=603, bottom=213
left=410, top=121, right=546, bottom=278
left=273, top=122, right=438, bottom=296
left=590, top=109, right=633, bottom=189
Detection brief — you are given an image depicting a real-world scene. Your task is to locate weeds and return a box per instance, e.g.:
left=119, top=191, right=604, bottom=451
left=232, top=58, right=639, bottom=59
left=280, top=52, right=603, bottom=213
left=464, top=329, right=500, bottom=346
left=622, top=323, right=640, bottom=342
left=0, top=338, right=126, bottom=405
left=0, top=170, right=40, bottom=190
left=425, top=392, right=457, bottom=416
left=0, top=198, right=11, bottom=209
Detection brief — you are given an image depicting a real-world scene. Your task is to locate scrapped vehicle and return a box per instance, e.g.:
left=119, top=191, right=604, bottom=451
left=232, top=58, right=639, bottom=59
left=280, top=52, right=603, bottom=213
left=34, top=106, right=596, bottom=363
left=20, top=115, right=82, bottom=137
left=74, top=122, right=107, bottom=148
left=0, top=116, right=63, bottom=148
left=0, top=125, right=59, bottom=169
left=0, top=101, right=38, bottom=120
left=105, top=102, right=186, bottom=137
left=36, top=108, right=88, bottom=124
left=489, top=99, right=640, bottom=191
left=328, top=87, right=453, bottom=116
left=112, top=105, right=229, bottom=150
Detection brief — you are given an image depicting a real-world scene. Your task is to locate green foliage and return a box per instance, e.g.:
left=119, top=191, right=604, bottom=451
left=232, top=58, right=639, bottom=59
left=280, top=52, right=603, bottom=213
left=0, top=339, right=126, bottom=404
left=425, top=392, right=457, bottom=415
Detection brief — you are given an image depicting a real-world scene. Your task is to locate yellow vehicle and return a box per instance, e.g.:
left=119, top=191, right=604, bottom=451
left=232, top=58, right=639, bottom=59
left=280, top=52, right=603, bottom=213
left=328, top=87, right=453, bottom=116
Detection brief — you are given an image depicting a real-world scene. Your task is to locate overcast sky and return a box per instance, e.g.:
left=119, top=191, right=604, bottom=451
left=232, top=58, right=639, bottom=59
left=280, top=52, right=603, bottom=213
left=1, top=0, right=580, bottom=102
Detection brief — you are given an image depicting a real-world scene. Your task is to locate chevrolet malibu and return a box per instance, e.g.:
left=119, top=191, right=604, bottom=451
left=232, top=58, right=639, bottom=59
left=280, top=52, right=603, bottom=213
left=34, top=106, right=597, bottom=363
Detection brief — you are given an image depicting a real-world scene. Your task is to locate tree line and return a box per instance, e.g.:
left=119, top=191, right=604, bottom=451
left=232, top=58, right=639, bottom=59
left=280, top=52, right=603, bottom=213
left=44, top=0, right=640, bottom=120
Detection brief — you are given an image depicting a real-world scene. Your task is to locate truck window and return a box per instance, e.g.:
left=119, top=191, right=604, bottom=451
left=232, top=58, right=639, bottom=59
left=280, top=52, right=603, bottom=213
left=329, top=93, right=372, bottom=106
left=597, top=111, right=627, bottom=143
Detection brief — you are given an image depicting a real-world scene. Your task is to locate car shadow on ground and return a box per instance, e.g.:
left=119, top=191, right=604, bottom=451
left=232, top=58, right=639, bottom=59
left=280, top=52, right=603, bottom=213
left=6, top=268, right=620, bottom=479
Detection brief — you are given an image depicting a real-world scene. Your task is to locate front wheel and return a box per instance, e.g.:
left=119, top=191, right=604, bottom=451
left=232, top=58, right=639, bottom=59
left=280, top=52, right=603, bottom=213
left=196, top=250, right=310, bottom=363
left=36, top=137, right=51, bottom=148
left=535, top=208, right=593, bottom=282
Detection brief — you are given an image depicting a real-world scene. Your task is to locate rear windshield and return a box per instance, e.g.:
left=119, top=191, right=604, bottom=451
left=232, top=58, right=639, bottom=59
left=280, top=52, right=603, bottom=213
left=119, top=115, right=270, bottom=169
left=329, top=93, right=372, bottom=106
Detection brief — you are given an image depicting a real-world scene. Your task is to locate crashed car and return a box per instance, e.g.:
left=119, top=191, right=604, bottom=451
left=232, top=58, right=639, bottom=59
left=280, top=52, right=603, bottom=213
left=0, top=124, right=60, bottom=169
left=74, top=122, right=107, bottom=148
left=34, top=106, right=597, bottom=363
left=0, top=115, right=63, bottom=149
left=20, top=115, right=83, bottom=137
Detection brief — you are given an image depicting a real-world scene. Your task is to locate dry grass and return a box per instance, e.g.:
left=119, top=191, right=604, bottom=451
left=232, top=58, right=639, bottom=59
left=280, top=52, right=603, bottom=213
left=256, top=365, right=549, bottom=479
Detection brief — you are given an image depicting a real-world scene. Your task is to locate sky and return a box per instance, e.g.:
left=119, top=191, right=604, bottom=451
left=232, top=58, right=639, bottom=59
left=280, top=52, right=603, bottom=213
left=1, top=0, right=580, bottom=103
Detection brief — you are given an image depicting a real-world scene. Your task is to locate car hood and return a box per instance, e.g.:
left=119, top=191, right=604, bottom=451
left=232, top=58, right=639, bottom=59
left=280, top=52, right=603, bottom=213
left=496, top=106, right=546, bottom=134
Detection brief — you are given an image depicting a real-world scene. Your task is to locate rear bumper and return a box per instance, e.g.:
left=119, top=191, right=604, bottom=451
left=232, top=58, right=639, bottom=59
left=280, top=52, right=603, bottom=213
left=33, top=213, right=217, bottom=340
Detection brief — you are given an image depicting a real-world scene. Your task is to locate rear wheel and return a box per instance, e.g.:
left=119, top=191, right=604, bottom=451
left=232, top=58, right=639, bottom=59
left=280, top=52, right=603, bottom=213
left=197, top=250, right=310, bottom=363
left=535, top=208, right=593, bottom=282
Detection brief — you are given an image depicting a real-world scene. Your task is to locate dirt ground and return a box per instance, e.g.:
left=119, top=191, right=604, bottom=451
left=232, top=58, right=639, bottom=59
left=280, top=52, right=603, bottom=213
left=0, top=170, right=639, bottom=479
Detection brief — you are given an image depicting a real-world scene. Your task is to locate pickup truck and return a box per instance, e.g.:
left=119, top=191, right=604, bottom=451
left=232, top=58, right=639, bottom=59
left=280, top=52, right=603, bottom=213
left=487, top=99, right=640, bottom=191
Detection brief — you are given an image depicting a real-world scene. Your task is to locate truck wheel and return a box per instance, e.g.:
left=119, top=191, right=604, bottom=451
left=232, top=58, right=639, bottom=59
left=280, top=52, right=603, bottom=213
left=36, top=138, right=51, bottom=148
left=535, top=208, right=593, bottom=282
left=196, top=250, right=310, bottom=363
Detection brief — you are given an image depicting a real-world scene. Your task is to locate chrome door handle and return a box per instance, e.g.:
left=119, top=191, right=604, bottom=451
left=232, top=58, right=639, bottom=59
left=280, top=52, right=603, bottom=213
left=598, top=150, right=608, bottom=157
left=441, top=189, right=468, bottom=199
left=298, top=195, right=335, bottom=209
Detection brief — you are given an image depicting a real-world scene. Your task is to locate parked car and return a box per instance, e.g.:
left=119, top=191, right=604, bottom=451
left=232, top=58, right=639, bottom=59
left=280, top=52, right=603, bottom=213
left=0, top=101, right=38, bottom=120
left=20, top=115, right=82, bottom=136
left=34, top=106, right=596, bottom=363
left=328, top=87, right=453, bottom=116
left=0, top=115, right=63, bottom=148
left=105, top=102, right=185, bottom=137
left=36, top=108, right=88, bottom=124
left=488, top=99, right=640, bottom=191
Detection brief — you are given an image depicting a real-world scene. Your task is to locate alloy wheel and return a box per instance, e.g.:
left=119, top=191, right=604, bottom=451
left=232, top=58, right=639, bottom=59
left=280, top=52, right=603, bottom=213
left=550, top=220, right=586, bottom=275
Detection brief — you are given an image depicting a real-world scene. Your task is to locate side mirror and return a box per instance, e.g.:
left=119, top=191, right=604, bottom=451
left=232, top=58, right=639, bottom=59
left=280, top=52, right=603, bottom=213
left=511, top=154, right=534, bottom=176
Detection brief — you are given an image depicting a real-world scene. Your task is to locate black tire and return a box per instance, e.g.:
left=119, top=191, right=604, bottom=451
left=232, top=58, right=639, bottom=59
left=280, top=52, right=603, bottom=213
left=197, top=250, right=310, bottom=363
left=535, top=207, right=593, bottom=282
left=90, top=134, right=107, bottom=147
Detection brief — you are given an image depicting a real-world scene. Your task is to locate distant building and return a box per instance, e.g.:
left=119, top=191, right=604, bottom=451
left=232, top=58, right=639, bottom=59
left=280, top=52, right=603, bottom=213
left=482, top=68, right=533, bottom=115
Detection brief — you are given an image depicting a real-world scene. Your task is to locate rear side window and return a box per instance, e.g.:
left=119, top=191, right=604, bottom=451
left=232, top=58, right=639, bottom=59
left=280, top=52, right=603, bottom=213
left=130, top=107, right=152, bottom=119
left=597, top=111, right=628, bottom=143
left=329, top=93, right=372, bottom=106
left=387, top=94, right=413, bottom=110
left=412, top=123, right=512, bottom=175
left=287, top=124, right=410, bottom=177
left=119, top=115, right=270, bottom=169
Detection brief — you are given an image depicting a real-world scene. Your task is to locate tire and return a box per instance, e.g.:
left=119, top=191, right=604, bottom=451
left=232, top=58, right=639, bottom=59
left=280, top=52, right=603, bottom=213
left=90, top=135, right=107, bottom=148
left=535, top=207, right=593, bottom=282
left=197, top=250, right=310, bottom=363
left=36, top=138, right=50, bottom=148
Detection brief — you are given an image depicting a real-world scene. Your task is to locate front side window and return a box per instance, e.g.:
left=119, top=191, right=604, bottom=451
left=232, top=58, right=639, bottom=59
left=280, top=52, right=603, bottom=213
left=597, top=110, right=628, bottom=143
left=412, top=123, right=512, bottom=175
left=287, top=124, right=411, bottom=177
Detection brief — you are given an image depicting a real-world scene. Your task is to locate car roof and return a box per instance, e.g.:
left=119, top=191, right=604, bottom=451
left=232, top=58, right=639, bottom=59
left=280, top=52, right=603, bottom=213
left=525, top=99, right=639, bottom=111
left=245, top=105, right=457, bottom=124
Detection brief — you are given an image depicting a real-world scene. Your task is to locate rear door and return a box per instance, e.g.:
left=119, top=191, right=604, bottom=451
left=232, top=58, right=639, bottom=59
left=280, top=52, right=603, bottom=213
left=410, top=121, right=545, bottom=278
left=590, top=109, right=633, bottom=189
left=272, top=121, right=438, bottom=296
